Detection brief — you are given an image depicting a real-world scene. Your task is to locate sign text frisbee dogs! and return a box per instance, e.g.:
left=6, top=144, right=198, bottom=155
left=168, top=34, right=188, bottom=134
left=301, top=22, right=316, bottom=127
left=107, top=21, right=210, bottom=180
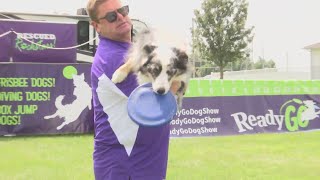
left=0, top=77, right=55, bottom=125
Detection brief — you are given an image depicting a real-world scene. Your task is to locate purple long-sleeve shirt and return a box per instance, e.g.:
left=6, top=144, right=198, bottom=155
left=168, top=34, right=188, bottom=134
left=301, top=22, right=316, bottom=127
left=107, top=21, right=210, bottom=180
left=91, top=36, right=170, bottom=180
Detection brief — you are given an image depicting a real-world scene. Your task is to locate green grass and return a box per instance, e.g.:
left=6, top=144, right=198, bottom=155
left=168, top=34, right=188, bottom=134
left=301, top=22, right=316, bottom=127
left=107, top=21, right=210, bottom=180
left=1, top=131, right=320, bottom=180
left=0, top=134, right=94, bottom=180
left=167, top=131, right=320, bottom=180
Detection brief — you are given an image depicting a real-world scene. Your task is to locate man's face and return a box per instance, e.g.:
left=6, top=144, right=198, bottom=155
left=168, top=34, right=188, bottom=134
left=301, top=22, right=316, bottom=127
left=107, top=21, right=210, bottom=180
left=93, top=0, right=132, bottom=42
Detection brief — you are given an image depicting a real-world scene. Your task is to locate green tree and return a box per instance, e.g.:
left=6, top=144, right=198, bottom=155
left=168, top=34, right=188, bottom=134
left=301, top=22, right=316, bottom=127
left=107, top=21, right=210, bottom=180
left=254, top=56, right=276, bottom=69
left=196, top=62, right=217, bottom=77
left=192, top=0, right=254, bottom=79
left=225, top=57, right=254, bottom=71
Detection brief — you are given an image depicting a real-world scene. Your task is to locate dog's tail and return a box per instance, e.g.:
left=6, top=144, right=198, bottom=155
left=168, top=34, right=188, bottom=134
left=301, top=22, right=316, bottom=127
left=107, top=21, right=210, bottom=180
left=55, top=95, right=65, bottom=109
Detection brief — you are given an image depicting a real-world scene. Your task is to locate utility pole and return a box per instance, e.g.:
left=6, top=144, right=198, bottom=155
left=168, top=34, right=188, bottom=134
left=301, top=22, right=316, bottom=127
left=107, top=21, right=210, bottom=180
left=286, top=52, right=289, bottom=72
left=191, top=18, right=196, bottom=78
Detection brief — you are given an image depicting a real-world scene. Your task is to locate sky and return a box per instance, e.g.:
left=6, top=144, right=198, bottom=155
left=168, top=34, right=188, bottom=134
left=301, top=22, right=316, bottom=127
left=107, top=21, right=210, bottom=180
left=1, top=0, right=320, bottom=72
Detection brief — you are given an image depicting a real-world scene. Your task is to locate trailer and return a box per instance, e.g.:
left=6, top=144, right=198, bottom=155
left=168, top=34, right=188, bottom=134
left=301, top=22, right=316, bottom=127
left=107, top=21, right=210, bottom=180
left=0, top=12, right=148, bottom=136
left=0, top=11, right=148, bottom=63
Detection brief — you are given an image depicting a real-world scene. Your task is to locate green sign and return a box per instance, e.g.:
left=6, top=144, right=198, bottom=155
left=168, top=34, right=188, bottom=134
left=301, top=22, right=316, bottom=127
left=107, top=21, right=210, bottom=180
left=185, top=79, right=320, bottom=97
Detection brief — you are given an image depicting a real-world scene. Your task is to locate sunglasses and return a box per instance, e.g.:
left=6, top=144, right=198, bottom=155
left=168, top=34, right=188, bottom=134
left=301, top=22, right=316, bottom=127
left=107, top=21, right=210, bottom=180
left=98, top=5, right=129, bottom=23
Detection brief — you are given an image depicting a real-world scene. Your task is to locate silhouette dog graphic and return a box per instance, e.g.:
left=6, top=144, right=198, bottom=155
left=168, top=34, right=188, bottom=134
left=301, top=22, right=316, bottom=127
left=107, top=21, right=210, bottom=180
left=44, top=73, right=92, bottom=130
left=301, top=100, right=320, bottom=121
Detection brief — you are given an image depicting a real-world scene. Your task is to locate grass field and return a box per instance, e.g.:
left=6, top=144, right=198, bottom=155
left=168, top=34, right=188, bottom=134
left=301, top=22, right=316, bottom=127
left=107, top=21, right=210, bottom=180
left=1, top=131, right=320, bottom=180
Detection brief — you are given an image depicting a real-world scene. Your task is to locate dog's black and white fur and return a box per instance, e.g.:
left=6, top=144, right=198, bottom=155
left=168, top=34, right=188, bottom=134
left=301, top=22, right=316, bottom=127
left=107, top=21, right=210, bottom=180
left=111, top=30, right=193, bottom=109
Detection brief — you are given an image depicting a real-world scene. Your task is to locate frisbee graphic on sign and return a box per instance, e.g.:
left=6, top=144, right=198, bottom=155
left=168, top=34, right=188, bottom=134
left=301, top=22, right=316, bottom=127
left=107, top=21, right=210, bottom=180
left=127, top=83, right=177, bottom=127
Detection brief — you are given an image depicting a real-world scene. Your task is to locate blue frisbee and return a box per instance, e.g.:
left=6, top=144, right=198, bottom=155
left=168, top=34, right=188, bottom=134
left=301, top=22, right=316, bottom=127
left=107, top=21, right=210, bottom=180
left=127, top=83, right=177, bottom=127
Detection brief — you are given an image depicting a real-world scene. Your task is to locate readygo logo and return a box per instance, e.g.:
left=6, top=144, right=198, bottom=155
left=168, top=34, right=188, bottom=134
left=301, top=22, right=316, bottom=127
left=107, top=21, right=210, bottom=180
left=231, top=98, right=317, bottom=133
left=231, top=110, right=284, bottom=133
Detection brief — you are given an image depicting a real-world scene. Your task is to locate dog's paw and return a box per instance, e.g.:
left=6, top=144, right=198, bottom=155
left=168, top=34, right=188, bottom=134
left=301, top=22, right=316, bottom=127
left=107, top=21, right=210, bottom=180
left=175, top=94, right=183, bottom=111
left=112, top=70, right=128, bottom=83
left=177, top=100, right=183, bottom=111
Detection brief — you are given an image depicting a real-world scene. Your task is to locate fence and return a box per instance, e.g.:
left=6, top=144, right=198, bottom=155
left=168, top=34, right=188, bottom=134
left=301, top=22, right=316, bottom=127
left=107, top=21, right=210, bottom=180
left=1, top=63, right=320, bottom=137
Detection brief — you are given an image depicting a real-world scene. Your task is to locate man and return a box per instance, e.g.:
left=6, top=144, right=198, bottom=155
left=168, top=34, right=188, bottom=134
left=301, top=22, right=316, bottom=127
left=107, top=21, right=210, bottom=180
left=87, top=0, right=179, bottom=179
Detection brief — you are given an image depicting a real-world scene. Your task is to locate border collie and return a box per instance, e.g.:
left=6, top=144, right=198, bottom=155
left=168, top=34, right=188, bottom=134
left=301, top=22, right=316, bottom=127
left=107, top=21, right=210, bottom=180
left=112, top=30, right=193, bottom=109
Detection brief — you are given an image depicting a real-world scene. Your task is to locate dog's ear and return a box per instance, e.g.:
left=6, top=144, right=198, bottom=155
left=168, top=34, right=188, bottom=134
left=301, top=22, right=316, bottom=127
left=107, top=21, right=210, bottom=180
left=143, top=44, right=157, bottom=54
left=172, top=47, right=188, bottom=62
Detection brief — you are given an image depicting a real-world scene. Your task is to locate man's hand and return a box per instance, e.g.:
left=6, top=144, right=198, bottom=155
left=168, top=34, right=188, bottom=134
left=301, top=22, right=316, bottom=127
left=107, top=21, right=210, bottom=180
left=170, top=81, right=182, bottom=94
